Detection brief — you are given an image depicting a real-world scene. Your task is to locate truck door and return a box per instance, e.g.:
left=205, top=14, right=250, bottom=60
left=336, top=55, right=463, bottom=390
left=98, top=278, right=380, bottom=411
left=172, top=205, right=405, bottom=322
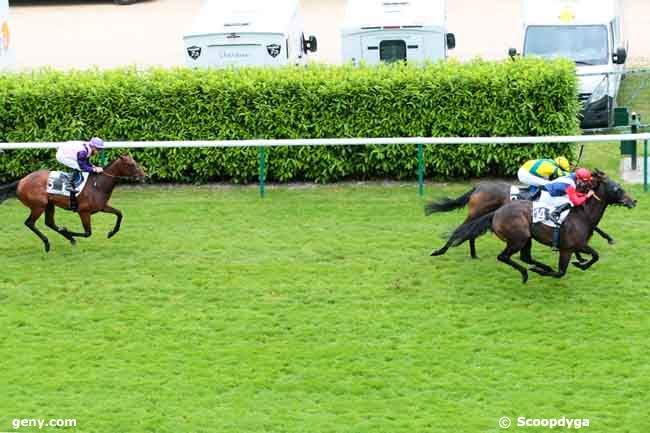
left=361, top=33, right=425, bottom=64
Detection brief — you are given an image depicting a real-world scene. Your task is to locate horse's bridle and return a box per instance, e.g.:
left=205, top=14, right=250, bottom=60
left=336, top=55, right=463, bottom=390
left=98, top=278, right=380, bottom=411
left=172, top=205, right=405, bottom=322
left=92, top=171, right=144, bottom=187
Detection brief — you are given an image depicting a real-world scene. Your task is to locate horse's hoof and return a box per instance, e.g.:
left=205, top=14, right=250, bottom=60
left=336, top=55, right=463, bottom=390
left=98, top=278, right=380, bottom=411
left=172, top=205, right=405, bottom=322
left=430, top=249, right=444, bottom=256
left=70, top=238, right=77, bottom=246
left=522, top=273, right=529, bottom=283
left=608, top=239, right=616, bottom=245
left=44, top=243, right=50, bottom=253
left=572, top=261, right=588, bottom=271
left=107, top=231, right=116, bottom=239
left=471, top=255, right=479, bottom=260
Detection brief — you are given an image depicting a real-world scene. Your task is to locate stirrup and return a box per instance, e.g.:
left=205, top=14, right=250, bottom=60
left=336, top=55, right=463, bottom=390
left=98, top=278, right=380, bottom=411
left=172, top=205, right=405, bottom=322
left=552, top=226, right=561, bottom=251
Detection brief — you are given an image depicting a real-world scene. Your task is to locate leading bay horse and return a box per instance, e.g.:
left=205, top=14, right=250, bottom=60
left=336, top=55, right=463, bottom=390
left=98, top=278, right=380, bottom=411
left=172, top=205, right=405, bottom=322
left=430, top=171, right=636, bottom=282
left=424, top=181, right=615, bottom=259
left=0, top=155, right=145, bottom=252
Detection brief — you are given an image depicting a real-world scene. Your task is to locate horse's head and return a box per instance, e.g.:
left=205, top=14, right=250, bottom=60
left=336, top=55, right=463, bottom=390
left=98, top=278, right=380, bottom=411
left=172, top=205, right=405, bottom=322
left=592, top=169, right=636, bottom=208
left=111, top=154, right=146, bottom=181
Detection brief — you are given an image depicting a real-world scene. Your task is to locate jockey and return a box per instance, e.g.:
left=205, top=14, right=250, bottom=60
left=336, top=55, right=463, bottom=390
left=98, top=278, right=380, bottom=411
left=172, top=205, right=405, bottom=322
left=55, top=137, right=105, bottom=210
left=517, top=156, right=571, bottom=191
left=544, top=168, right=596, bottom=223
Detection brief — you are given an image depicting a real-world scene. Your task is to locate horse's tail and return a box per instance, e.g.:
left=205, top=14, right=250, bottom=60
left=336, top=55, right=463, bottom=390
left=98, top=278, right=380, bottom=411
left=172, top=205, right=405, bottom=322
left=449, top=211, right=495, bottom=247
left=424, top=187, right=476, bottom=215
left=0, top=181, right=19, bottom=205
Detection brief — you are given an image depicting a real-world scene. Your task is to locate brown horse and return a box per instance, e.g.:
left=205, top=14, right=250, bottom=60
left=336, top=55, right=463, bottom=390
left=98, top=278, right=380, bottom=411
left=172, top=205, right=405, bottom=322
left=430, top=171, right=636, bottom=282
left=425, top=181, right=615, bottom=259
left=0, top=155, right=145, bottom=252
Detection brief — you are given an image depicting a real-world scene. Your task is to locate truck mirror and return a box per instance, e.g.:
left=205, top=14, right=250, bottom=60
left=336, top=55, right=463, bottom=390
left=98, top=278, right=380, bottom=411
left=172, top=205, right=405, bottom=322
left=303, top=35, right=318, bottom=53
left=508, top=48, right=518, bottom=59
left=446, top=33, right=456, bottom=50
left=613, top=47, right=627, bottom=65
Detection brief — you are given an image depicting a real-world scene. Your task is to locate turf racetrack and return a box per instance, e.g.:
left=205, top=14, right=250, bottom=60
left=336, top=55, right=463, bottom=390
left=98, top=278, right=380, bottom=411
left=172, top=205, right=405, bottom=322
left=1, top=182, right=649, bottom=433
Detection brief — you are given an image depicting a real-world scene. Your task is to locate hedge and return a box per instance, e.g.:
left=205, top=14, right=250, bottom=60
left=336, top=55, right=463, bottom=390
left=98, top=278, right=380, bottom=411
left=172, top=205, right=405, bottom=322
left=0, top=59, right=580, bottom=183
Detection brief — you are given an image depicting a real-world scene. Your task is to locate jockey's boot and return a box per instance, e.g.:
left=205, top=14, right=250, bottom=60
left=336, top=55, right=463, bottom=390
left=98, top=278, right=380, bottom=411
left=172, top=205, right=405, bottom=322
left=550, top=203, right=572, bottom=225
left=66, top=171, right=80, bottom=211
left=550, top=203, right=571, bottom=251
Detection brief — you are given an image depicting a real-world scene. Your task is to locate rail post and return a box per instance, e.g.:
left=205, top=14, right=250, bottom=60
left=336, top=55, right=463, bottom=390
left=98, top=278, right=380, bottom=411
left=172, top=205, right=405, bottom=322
left=417, top=143, right=424, bottom=196
left=630, top=112, right=639, bottom=170
left=259, top=145, right=265, bottom=199
left=643, top=140, right=648, bottom=192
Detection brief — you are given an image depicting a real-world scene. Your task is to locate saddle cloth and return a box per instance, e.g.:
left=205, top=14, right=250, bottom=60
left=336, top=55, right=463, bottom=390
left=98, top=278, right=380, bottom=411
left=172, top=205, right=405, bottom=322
left=46, top=172, right=90, bottom=197
left=532, top=191, right=571, bottom=227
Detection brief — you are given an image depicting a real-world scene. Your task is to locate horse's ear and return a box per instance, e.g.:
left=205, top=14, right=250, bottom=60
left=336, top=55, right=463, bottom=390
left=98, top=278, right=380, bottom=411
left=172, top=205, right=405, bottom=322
left=594, top=168, right=606, bottom=177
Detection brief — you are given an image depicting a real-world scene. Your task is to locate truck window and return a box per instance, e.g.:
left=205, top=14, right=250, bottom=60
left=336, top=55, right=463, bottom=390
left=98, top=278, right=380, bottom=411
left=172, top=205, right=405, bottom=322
left=524, top=25, right=609, bottom=66
left=380, top=40, right=407, bottom=63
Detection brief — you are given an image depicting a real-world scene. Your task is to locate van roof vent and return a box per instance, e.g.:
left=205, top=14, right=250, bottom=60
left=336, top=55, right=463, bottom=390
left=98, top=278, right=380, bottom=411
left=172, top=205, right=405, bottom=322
left=224, top=22, right=251, bottom=27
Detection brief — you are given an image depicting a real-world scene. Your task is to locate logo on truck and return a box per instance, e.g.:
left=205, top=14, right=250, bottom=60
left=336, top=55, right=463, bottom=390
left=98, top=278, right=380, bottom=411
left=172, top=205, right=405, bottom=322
left=266, top=44, right=281, bottom=58
left=187, top=45, right=202, bottom=60
left=1, top=20, right=9, bottom=51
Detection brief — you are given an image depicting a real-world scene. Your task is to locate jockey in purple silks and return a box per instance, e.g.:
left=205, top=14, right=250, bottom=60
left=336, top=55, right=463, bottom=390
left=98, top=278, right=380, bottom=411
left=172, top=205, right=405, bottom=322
left=55, top=137, right=105, bottom=210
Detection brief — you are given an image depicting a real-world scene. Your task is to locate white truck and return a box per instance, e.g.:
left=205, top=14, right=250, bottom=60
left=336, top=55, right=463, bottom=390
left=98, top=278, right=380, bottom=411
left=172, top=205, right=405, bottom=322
left=0, top=0, right=15, bottom=71
left=341, top=0, right=455, bottom=65
left=183, top=0, right=317, bottom=68
left=509, top=0, right=628, bottom=128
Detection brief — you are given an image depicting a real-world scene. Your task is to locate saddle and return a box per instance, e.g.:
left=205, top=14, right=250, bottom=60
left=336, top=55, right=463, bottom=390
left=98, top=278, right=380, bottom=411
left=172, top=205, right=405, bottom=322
left=47, top=171, right=90, bottom=197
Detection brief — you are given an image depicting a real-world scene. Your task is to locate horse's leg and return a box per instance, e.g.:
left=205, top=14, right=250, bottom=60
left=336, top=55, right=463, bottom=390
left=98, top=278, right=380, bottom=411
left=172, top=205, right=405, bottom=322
left=595, top=227, right=615, bottom=245
left=24, top=207, right=50, bottom=252
left=44, top=203, right=76, bottom=246
left=65, top=211, right=92, bottom=238
left=102, top=205, right=123, bottom=239
left=572, top=245, right=599, bottom=271
left=574, top=251, right=588, bottom=264
left=519, top=239, right=553, bottom=272
left=497, top=241, right=529, bottom=283
left=469, top=238, right=478, bottom=259
left=531, top=249, right=572, bottom=278
left=431, top=236, right=454, bottom=256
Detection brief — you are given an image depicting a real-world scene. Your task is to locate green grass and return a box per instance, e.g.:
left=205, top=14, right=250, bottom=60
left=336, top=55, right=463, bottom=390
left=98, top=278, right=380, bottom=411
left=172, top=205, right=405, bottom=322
left=1, top=75, right=648, bottom=433
left=1, top=178, right=649, bottom=433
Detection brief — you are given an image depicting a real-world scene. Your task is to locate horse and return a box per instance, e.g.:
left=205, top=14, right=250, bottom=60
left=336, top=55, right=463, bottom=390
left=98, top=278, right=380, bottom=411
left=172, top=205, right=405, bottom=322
left=424, top=181, right=615, bottom=260
left=0, top=155, right=146, bottom=252
left=429, top=171, right=636, bottom=282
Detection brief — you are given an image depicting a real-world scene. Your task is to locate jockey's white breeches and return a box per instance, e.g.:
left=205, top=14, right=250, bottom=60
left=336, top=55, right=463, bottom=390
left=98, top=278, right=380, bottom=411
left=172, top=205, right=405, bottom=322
left=517, top=167, right=549, bottom=186
left=56, top=150, right=81, bottom=171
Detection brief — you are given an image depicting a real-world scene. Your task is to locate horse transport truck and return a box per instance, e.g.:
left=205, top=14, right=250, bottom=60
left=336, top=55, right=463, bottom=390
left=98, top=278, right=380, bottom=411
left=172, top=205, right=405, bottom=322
left=341, top=0, right=456, bottom=65
left=510, top=0, right=628, bottom=128
left=183, top=0, right=317, bottom=68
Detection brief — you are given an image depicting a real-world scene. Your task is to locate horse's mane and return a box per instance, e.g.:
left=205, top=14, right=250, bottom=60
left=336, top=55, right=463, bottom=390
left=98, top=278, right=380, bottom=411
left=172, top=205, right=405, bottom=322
left=104, top=155, right=130, bottom=171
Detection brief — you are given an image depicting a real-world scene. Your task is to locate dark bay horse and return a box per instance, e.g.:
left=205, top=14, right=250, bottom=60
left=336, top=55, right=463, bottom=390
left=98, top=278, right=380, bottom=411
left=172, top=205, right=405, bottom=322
left=425, top=181, right=615, bottom=259
left=0, top=155, right=145, bottom=252
left=430, top=171, right=636, bottom=282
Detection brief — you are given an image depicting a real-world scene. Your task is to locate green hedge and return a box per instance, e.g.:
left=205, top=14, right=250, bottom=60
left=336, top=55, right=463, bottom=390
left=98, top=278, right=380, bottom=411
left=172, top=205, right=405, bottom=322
left=0, top=59, right=580, bottom=183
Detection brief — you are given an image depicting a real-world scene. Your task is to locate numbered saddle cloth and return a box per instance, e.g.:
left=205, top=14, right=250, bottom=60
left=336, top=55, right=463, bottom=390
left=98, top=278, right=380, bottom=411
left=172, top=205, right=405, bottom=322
left=532, top=191, right=571, bottom=227
left=46, top=172, right=90, bottom=197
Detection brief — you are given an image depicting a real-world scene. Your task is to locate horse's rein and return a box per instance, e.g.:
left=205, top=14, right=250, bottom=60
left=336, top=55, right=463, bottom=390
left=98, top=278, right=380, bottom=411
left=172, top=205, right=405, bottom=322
left=98, top=172, right=139, bottom=181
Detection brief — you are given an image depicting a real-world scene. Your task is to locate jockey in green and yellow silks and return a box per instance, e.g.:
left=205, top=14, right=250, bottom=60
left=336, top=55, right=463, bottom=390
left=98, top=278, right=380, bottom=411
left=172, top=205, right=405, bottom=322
left=517, top=156, right=571, bottom=188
